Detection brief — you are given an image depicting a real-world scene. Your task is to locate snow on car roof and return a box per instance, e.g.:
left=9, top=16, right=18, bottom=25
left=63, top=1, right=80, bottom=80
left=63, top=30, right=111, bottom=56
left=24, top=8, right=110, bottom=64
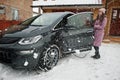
left=33, top=0, right=102, bottom=6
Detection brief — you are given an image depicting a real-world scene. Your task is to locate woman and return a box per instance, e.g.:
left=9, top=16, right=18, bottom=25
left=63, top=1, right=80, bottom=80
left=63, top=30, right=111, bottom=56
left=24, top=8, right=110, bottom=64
left=92, top=8, right=107, bottom=59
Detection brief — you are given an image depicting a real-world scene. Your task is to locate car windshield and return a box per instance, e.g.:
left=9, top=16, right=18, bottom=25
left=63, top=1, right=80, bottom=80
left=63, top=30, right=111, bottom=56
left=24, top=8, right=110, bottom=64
left=21, top=13, right=63, bottom=26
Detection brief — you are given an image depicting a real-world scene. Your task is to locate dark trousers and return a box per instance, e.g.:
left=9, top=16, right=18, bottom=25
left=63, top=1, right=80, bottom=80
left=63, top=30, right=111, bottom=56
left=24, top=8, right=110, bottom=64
left=94, top=46, right=99, bottom=55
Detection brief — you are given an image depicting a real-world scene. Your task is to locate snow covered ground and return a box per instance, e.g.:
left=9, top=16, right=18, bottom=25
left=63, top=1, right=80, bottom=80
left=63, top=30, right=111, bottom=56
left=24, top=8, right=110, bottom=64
left=0, top=43, right=120, bottom=80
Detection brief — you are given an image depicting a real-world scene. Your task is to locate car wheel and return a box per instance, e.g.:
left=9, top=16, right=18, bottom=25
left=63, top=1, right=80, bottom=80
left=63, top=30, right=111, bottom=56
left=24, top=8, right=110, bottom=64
left=38, top=44, right=60, bottom=71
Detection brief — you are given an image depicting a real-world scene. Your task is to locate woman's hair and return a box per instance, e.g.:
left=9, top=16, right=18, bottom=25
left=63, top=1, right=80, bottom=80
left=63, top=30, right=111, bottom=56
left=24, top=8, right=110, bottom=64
left=96, top=13, right=106, bottom=24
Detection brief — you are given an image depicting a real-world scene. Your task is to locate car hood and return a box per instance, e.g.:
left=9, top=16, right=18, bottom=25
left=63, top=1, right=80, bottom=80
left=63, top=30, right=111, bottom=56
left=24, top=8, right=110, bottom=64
left=3, top=25, right=49, bottom=38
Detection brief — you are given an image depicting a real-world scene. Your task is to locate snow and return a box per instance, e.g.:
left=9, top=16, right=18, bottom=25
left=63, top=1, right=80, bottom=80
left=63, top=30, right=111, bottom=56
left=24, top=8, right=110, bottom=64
left=0, top=43, right=120, bottom=80
left=33, top=0, right=102, bottom=6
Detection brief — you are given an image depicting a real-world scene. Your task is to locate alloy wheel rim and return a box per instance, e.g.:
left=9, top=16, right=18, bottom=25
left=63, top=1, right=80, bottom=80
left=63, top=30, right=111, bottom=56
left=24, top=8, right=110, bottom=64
left=44, top=47, right=59, bottom=68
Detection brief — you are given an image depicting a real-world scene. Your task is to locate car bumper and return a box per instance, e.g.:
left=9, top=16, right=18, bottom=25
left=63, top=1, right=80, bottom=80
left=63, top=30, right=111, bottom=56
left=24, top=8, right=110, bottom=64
left=0, top=44, right=44, bottom=69
left=11, top=53, right=39, bottom=69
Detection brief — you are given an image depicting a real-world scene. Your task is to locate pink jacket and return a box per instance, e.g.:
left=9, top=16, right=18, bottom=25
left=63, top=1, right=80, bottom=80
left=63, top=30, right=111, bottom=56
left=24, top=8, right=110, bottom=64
left=93, top=17, right=107, bottom=46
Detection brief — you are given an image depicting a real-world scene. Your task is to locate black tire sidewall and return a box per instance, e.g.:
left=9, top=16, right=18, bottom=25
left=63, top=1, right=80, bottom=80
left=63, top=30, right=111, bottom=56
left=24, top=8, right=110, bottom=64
left=38, top=44, right=60, bottom=70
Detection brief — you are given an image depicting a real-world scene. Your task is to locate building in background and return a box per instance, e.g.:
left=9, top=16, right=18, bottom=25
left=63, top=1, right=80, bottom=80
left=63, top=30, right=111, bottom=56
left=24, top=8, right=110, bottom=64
left=32, top=0, right=102, bottom=17
left=0, top=0, right=33, bottom=31
left=104, top=0, right=120, bottom=38
left=0, top=0, right=33, bottom=21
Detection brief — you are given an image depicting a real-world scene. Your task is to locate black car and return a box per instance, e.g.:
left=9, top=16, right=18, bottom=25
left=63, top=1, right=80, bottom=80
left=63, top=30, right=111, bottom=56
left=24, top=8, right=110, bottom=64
left=0, top=12, right=94, bottom=70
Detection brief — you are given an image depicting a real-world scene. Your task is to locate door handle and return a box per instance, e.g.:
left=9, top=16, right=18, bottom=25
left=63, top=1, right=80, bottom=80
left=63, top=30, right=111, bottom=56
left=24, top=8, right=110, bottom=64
left=86, top=30, right=93, bottom=33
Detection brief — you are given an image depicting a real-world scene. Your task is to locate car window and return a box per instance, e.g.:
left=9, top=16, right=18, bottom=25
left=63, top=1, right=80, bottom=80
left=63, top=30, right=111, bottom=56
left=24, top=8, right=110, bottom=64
left=21, top=13, right=66, bottom=26
left=54, top=14, right=73, bottom=30
left=67, top=12, right=93, bottom=29
left=54, top=18, right=67, bottom=30
left=20, top=15, right=39, bottom=26
left=30, top=13, right=64, bottom=26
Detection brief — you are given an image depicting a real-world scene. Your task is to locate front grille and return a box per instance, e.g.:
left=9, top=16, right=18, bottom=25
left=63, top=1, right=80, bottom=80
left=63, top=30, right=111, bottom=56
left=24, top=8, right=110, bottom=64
left=0, top=49, right=16, bottom=63
left=0, top=37, right=21, bottom=44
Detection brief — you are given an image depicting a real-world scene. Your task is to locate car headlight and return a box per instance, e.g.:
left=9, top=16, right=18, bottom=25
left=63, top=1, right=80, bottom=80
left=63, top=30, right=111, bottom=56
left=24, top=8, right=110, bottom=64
left=18, top=35, right=42, bottom=45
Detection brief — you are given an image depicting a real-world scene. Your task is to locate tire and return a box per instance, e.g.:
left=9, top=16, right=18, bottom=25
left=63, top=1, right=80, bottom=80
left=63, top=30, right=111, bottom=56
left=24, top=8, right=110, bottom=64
left=38, top=44, right=60, bottom=71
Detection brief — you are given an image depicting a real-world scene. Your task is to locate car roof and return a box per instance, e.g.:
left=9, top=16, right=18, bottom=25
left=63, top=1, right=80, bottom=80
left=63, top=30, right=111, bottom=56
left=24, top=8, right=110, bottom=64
left=41, top=12, right=74, bottom=15
left=38, top=12, right=74, bottom=19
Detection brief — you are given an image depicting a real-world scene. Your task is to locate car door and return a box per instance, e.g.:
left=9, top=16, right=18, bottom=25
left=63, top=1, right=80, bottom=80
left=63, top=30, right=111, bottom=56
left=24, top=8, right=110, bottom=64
left=61, top=12, right=94, bottom=52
